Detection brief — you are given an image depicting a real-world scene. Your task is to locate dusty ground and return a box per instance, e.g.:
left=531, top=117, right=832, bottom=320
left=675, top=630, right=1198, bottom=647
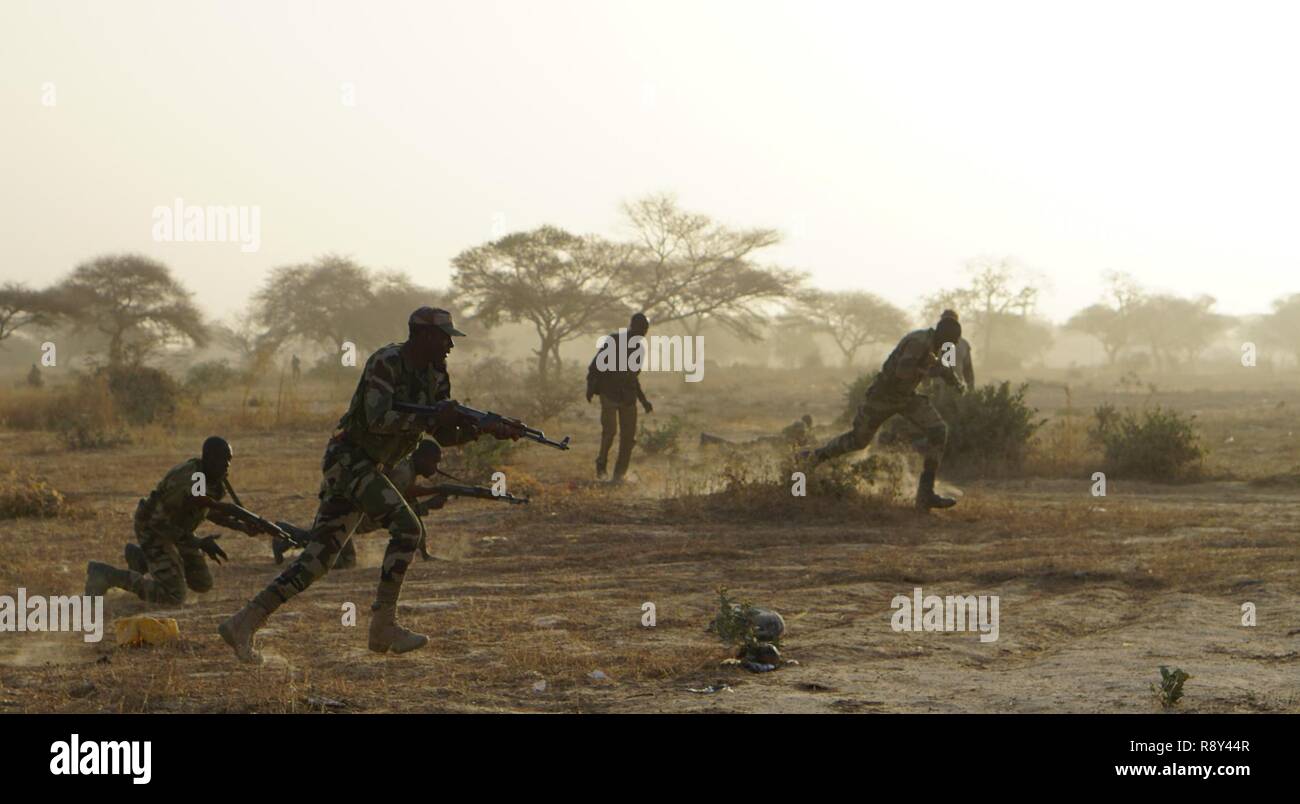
left=1, top=368, right=1298, bottom=713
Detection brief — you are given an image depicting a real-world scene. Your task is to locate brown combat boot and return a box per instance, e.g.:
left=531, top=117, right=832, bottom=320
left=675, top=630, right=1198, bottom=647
left=915, top=468, right=957, bottom=511
left=218, top=600, right=270, bottom=665
left=368, top=582, right=428, bottom=654
left=84, top=561, right=130, bottom=597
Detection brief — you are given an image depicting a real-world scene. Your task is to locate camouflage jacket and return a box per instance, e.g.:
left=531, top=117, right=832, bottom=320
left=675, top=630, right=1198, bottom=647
left=869, top=328, right=948, bottom=403
left=335, top=342, right=469, bottom=467
left=136, top=457, right=226, bottom=540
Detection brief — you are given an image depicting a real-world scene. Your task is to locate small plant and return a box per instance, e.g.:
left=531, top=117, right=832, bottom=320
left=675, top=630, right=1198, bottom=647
left=709, top=588, right=776, bottom=653
left=444, top=433, right=519, bottom=483
left=0, top=470, right=70, bottom=519
left=1151, top=665, right=1191, bottom=709
left=1091, top=404, right=1205, bottom=480
left=639, top=415, right=685, bottom=456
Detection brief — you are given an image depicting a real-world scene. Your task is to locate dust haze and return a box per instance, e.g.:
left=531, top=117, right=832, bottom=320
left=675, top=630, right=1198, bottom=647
left=1, top=1, right=1298, bottom=714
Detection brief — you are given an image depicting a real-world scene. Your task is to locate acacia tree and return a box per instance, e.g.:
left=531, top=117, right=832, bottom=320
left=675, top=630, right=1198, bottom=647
left=453, top=226, right=627, bottom=380
left=619, top=194, right=802, bottom=338
left=252, top=255, right=456, bottom=360
left=56, top=254, right=208, bottom=366
left=783, top=289, right=909, bottom=366
left=922, top=256, right=1043, bottom=369
left=252, top=254, right=371, bottom=353
left=1130, top=294, right=1232, bottom=369
left=0, top=282, right=61, bottom=346
left=1065, top=272, right=1146, bottom=364
left=1255, top=293, right=1300, bottom=364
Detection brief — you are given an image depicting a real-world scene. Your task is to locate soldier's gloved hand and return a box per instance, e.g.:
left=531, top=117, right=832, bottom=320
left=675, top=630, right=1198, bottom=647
left=586, top=390, right=594, bottom=403
left=642, top=400, right=653, bottom=414
left=197, top=534, right=228, bottom=565
left=426, top=493, right=448, bottom=511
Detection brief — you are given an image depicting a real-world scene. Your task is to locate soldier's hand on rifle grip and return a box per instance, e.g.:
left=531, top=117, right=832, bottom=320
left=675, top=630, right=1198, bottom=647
left=433, top=400, right=463, bottom=429
left=197, top=534, right=228, bottom=565
left=642, top=400, right=653, bottom=414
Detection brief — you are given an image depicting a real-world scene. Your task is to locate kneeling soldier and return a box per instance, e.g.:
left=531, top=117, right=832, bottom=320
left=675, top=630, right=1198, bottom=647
left=85, top=436, right=283, bottom=605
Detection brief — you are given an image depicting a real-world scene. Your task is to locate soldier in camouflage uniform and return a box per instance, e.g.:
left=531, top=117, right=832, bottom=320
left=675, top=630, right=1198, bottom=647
left=271, top=440, right=448, bottom=564
left=802, top=313, right=965, bottom=510
left=84, top=437, right=282, bottom=605
left=220, top=308, right=520, bottom=663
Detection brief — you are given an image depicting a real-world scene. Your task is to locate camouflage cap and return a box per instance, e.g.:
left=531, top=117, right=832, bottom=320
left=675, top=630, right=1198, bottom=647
left=409, top=307, right=466, bottom=337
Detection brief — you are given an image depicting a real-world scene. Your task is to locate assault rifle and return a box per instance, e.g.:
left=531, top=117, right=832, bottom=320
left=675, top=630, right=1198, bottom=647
left=391, top=400, right=570, bottom=450
left=270, top=483, right=528, bottom=564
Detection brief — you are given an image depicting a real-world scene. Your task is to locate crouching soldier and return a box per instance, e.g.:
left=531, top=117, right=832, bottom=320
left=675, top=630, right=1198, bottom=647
left=801, top=312, right=965, bottom=510
left=85, top=436, right=284, bottom=605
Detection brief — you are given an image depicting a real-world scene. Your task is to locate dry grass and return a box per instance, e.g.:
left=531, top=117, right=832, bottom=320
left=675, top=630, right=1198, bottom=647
left=1, top=367, right=1298, bottom=713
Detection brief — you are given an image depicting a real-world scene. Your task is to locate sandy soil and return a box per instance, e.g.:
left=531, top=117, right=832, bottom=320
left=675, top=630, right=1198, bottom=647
left=1, top=372, right=1298, bottom=713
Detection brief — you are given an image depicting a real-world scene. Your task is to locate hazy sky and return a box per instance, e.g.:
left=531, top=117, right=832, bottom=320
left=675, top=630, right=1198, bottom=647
left=5, top=0, right=1299, bottom=324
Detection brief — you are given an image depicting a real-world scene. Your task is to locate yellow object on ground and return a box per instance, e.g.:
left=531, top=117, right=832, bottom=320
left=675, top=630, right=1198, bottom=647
left=114, top=615, right=180, bottom=647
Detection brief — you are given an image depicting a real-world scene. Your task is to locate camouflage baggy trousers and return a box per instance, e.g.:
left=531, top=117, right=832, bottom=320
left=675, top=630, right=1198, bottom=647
left=253, top=439, right=423, bottom=613
left=818, top=392, right=948, bottom=464
left=125, top=516, right=213, bottom=605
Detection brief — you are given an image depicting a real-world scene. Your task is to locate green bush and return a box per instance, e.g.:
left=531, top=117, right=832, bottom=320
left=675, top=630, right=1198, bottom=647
left=855, top=374, right=1043, bottom=472
left=933, top=382, right=1043, bottom=470
left=638, top=415, right=685, bottom=456
left=184, top=359, right=239, bottom=403
left=839, top=371, right=879, bottom=425
left=102, top=365, right=180, bottom=425
left=1090, top=404, right=1205, bottom=480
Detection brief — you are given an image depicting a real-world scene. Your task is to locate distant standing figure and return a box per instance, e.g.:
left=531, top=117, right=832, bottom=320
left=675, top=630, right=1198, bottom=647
left=291, top=354, right=301, bottom=382
left=587, top=312, right=654, bottom=482
left=26, top=363, right=42, bottom=388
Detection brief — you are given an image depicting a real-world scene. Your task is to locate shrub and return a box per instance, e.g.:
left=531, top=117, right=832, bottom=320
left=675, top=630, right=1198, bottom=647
left=498, top=367, right=583, bottom=423
left=442, top=434, right=520, bottom=483
left=102, top=365, right=180, bottom=425
left=933, top=382, right=1044, bottom=470
left=839, top=371, right=879, bottom=425
left=1090, top=404, right=1205, bottom=480
left=0, top=470, right=70, bottom=519
left=54, top=373, right=131, bottom=450
left=862, top=378, right=1043, bottom=473
left=638, top=415, right=685, bottom=456
left=184, top=359, right=239, bottom=403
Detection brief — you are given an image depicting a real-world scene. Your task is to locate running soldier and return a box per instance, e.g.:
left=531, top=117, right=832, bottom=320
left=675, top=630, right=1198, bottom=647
left=84, top=436, right=284, bottom=605
left=219, top=307, right=520, bottom=663
left=270, top=439, right=448, bottom=564
left=801, top=312, right=965, bottom=510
